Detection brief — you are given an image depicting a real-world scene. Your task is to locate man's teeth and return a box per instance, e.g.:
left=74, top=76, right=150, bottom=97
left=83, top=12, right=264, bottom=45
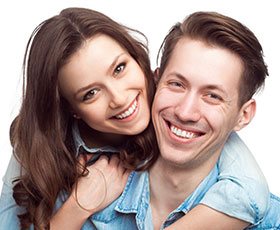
left=115, top=100, right=137, bottom=119
left=170, top=125, right=198, bottom=139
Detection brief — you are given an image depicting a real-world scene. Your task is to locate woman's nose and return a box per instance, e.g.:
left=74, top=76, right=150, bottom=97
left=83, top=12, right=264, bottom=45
left=108, top=88, right=127, bottom=109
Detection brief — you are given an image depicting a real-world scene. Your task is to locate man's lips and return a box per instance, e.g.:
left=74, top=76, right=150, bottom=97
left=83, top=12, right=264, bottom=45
left=170, top=124, right=203, bottom=139
left=165, top=120, right=205, bottom=140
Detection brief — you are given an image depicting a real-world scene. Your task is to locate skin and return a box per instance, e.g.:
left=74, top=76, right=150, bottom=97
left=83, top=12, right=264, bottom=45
left=150, top=38, right=255, bottom=229
left=50, top=154, right=129, bottom=229
left=58, top=34, right=150, bottom=146
left=152, top=38, right=250, bottom=170
left=50, top=35, right=253, bottom=229
left=52, top=34, right=150, bottom=228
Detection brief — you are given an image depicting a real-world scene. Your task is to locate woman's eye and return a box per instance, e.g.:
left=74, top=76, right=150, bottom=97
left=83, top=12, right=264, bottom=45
left=83, top=88, right=99, bottom=101
left=113, top=63, right=125, bottom=76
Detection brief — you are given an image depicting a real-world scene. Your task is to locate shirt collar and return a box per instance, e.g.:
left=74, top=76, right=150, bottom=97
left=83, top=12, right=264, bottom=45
left=90, top=171, right=149, bottom=224
left=117, top=164, right=218, bottom=216
left=115, top=171, right=150, bottom=213
left=72, top=121, right=119, bottom=157
left=90, top=165, right=219, bottom=226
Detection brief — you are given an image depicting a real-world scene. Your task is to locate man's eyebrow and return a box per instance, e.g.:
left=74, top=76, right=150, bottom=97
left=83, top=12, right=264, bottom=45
left=165, top=71, right=190, bottom=84
left=204, top=84, right=228, bottom=95
left=165, top=72, right=228, bottom=95
left=167, top=71, right=188, bottom=81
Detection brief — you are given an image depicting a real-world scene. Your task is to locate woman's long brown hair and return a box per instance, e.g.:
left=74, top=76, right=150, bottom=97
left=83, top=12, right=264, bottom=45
left=11, top=7, right=158, bottom=229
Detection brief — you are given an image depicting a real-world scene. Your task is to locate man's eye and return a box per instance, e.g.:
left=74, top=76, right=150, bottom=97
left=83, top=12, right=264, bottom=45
left=113, top=63, right=125, bottom=76
left=208, top=93, right=222, bottom=100
left=204, top=93, right=223, bottom=104
left=168, top=81, right=183, bottom=88
left=83, top=89, right=99, bottom=101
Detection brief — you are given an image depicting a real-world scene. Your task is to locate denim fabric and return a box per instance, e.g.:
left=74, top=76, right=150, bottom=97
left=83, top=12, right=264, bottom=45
left=248, top=194, right=280, bottom=229
left=54, top=171, right=153, bottom=230
left=201, top=132, right=270, bottom=224
left=0, top=130, right=272, bottom=229
left=67, top=169, right=278, bottom=229
left=0, top=155, right=22, bottom=230
left=72, top=121, right=119, bottom=157
left=55, top=168, right=218, bottom=229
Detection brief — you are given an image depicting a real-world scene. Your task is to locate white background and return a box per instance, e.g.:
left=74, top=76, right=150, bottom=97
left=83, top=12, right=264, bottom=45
left=0, top=1, right=279, bottom=196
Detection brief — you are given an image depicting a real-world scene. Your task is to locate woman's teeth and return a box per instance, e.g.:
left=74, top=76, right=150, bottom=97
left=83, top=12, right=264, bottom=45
left=115, top=100, right=137, bottom=119
left=170, top=125, right=199, bottom=139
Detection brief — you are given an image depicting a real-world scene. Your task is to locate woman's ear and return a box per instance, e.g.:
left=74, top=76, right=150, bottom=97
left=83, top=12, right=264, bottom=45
left=153, top=68, right=160, bottom=85
left=70, top=108, right=81, bottom=119
left=234, top=99, right=256, bottom=131
left=73, top=113, right=81, bottom=119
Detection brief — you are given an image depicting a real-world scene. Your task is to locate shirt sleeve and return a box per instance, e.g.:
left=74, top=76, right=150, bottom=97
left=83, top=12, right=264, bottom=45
left=200, top=131, right=269, bottom=225
left=0, top=154, right=25, bottom=229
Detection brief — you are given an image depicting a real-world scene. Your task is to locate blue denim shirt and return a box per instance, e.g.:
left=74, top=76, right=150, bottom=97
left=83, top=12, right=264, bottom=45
left=56, top=166, right=280, bottom=229
left=0, top=127, right=271, bottom=229
left=82, top=167, right=220, bottom=230
left=201, top=132, right=270, bottom=224
left=62, top=167, right=219, bottom=230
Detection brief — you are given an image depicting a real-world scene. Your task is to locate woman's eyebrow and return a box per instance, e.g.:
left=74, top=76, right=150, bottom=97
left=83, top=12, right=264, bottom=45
left=75, top=53, right=127, bottom=97
left=75, top=82, right=96, bottom=98
left=106, top=52, right=126, bottom=76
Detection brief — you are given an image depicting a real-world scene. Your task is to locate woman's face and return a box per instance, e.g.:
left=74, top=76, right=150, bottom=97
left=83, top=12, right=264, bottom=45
left=58, top=34, right=150, bottom=135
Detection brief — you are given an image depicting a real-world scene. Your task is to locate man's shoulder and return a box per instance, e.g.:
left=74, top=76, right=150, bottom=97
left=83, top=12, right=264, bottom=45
left=249, top=193, right=280, bottom=229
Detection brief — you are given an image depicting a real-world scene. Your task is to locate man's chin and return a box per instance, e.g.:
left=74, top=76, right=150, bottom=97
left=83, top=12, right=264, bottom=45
left=159, top=151, right=196, bottom=168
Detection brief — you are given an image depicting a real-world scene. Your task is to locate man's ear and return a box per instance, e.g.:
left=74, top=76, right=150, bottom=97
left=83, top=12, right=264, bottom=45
left=153, top=68, right=160, bottom=85
left=234, top=99, right=256, bottom=131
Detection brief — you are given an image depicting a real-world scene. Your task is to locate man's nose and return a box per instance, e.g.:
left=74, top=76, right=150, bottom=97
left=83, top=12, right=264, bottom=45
left=174, top=92, right=201, bottom=122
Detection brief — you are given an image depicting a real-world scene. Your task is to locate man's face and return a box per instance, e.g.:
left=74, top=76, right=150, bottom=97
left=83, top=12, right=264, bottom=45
left=152, top=38, right=245, bottom=169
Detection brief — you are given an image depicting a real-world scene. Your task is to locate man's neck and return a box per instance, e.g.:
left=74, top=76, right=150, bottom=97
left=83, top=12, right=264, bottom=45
left=149, top=156, right=218, bottom=229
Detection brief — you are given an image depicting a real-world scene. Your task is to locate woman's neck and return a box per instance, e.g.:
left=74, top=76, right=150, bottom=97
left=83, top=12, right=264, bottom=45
left=78, top=121, right=126, bottom=148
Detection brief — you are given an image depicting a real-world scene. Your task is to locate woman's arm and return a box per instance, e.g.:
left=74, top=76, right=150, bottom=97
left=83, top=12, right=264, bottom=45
left=50, top=155, right=130, bottom=229
left=167, top=132, right=268, bottom=229
left=166, top=204, right=249, bottom=230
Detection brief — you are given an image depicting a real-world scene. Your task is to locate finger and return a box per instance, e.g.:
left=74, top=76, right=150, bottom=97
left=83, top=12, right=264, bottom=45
left=94, top=155, right=109, bottom=166
left=77, top=154, right=87, bottom=165
left=114, top=160, right=130, bottom=176
left=76, top=154, right=87, bottom=173
left=123, top=169, right=132, bottom=177
left=85, top=153, right=94, bottom=162
left=120, top=170, right=131, bottom=186
left=109, top=154, right=120, bottom=166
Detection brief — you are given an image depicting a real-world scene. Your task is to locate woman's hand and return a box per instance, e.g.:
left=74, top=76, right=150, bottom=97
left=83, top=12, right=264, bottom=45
left=50, top=154, right=130, bottom=230
left=72, top=154, right=130, bottom=214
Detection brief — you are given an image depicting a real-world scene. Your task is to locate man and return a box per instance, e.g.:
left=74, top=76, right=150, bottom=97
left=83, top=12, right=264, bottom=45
left=149, top=11, right=280, bottom=229
left=88, top=11, right=279, bottom=229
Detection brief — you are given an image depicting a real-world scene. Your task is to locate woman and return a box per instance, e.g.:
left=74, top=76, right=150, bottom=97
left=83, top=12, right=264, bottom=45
left=0, top=7, right=268, bottom=229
